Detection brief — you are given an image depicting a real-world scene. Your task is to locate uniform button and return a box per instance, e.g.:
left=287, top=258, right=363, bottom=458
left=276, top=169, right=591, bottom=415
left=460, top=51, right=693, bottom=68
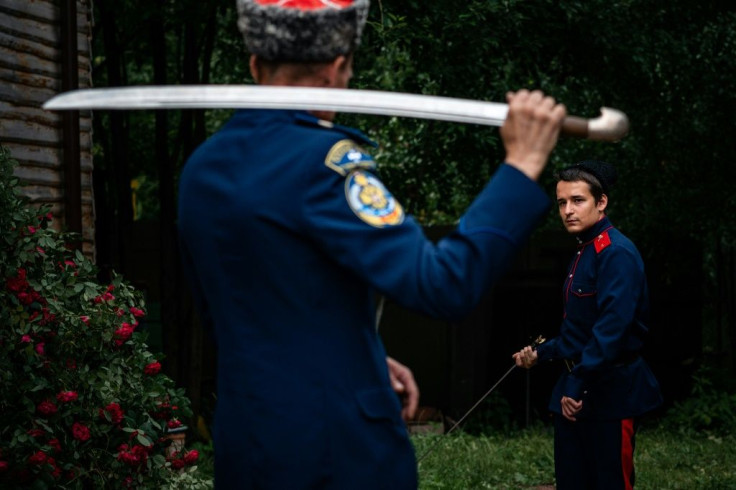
left=569, top=274, right=573, bottom=278
left=577, top=251, right=581, bottom=255
left=577, top=289, right=582, bottom=293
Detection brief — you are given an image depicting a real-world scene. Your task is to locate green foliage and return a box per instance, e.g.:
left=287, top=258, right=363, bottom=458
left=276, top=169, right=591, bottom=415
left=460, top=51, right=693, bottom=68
left=345, top=0, right=736, bottom=247
left=0, top=146, right=211, bottom=487
left=455, top=392, right=517, bottom=435
left=660, top=363, right=736, bottom=435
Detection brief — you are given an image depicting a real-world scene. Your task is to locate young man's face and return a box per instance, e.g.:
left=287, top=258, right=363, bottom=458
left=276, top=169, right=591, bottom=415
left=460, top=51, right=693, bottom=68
left=556, top=180, right=608, bottom=234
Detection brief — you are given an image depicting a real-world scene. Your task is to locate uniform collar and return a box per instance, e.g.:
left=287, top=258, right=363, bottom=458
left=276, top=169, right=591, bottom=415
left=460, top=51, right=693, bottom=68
left=576, top=215, right=613, bottom=245
left=234, top=108, right=377, bottom=147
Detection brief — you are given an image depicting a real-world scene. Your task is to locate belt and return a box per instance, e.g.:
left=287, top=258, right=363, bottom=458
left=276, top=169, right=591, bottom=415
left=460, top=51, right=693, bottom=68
left=563, top=353, right=640, bottom=372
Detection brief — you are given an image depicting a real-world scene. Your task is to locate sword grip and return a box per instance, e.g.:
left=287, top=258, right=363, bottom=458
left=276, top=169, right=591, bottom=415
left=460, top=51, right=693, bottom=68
left=561, top=107, right=630, bottom=142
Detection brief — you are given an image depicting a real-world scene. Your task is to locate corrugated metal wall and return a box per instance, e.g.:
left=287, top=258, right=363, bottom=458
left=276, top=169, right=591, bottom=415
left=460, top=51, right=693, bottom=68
left=0, top=0, right=94, bottom=255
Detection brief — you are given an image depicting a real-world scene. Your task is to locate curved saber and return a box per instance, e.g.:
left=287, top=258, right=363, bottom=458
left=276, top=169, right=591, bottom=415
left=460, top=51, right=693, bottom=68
left=43, top=85, right=629, bottom=141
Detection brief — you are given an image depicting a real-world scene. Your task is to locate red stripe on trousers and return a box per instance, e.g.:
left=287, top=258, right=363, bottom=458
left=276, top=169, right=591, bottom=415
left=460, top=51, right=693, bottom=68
left=621, top=418, right=635, bottom=490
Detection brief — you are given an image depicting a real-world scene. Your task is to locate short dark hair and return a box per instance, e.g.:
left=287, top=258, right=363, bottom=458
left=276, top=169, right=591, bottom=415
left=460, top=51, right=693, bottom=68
left=555, top=160, right=616, bottom=203
left=555, top=166, right=605, bottom=202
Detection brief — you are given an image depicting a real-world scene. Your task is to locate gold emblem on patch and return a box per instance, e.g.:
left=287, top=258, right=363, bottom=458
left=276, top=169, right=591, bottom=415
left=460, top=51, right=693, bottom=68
left=345, top=170, right=404, bottom=228
left=325, top=139, right=376, bottom=176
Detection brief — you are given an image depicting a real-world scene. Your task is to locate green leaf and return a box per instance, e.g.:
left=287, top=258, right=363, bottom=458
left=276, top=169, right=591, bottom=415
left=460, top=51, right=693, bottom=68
left=137, top=433, right=153, bottom=446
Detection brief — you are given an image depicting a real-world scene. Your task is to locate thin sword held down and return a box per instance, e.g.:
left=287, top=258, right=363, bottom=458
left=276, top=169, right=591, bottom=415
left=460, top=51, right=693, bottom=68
left=416, top=335, right=546, bottom=463
left=43, top=85, right=629, bottom=142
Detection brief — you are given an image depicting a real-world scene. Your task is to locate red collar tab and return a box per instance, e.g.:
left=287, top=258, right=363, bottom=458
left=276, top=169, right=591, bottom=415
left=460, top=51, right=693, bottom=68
left=594, top=231, right=612, bottom=253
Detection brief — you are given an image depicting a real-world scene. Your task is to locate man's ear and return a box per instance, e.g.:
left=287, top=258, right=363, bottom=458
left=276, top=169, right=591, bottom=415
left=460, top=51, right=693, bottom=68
left=597, top=194, right=609, bottom=213
left=324, top=55, right=347, bottom=87
left=249, top=55, right=260, bottom=83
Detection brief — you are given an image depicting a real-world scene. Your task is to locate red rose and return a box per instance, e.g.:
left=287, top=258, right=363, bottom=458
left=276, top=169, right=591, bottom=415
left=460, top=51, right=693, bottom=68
left=35, top=342, right=45, bottom=356
left=117, top=444, right=149, bottom=467
left=56, top=391, right=78, bottom=403
left=18, top=292, right=33, bottom=305
left=99, top=402, right=125, bottom=424
left=129, top=306, right=146, bottom=318
left=170, top=458, right=186, bottom=470
left=167, top=419, right=182, bottom=429
left=6, top=268, right=28, bottom=292
left=183, top=450, right=199, bottom=464
left=37, top=400, right=58, bottom=416
left=93, top=290, right=115, bottom=303
left=27, top=428, right=44, bottom=438
left=48, top=438, right=62, bottom=452
left=71, top=422, right=90, bottom=441
left=113, top=323, right=136, bottom=345
left=144, top=361, right=161, bottom=376
left=28, top=451, right=47, bottom=465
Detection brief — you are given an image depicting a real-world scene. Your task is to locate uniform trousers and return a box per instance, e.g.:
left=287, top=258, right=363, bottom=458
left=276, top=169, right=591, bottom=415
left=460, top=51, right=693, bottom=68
left=554, top=414, right=637, bottom=490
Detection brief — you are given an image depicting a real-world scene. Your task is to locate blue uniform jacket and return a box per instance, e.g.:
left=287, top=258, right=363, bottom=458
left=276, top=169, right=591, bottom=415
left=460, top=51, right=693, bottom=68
left=177, top=109, right=550, bottom=489
left=535, top=217, right=662, bottom=420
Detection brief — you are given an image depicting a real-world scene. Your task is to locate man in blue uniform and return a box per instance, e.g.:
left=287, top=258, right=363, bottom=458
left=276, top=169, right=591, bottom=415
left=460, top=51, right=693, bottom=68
left=178, top=0, right=566, bottom=487
left=513, top=161, right=662, bottom=489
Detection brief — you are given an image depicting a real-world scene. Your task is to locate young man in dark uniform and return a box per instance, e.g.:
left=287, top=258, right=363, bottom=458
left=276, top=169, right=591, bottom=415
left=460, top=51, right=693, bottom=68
left=513, top=161, right=663, bottom=489
left=178, top=0, right=567, bottom=488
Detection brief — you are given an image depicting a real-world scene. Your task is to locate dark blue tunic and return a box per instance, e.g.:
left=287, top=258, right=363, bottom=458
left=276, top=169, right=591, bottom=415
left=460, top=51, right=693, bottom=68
left=536, top=216, right=662, bottom=419
left=177, top=109, right=550, bottom=488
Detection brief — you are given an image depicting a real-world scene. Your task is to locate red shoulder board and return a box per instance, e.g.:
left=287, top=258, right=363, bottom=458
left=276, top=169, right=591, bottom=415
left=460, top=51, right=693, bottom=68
left=594, top=231, right=612, bottom=253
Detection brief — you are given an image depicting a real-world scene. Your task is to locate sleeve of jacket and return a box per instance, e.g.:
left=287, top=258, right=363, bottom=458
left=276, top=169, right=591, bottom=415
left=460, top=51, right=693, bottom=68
left=535, top=337, right=560, bottom=362
left=302, top=154, right=550, bottom=321
left=563, top=244, right=647, bottom=400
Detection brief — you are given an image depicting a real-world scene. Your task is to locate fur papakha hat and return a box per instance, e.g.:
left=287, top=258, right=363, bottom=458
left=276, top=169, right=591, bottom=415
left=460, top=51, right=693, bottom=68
left=236, top=0, right=370, bottom=62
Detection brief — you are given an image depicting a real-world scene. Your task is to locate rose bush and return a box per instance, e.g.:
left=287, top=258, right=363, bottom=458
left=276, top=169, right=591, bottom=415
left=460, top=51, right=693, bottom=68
left=0, top=146, right=211, bottom=488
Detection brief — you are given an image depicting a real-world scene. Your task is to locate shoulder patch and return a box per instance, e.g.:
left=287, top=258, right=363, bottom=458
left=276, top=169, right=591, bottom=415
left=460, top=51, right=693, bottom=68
left=345, top=170, right=404, bottom=228
left=325, top=139, right=376, bottom=176
left=594, top=231, right=612, bottom=253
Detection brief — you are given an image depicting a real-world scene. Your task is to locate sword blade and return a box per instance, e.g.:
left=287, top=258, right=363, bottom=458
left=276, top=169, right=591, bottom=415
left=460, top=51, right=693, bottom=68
left=43, top=85, right=508, bottom=126
left=43, top=85, right=629, bottom=141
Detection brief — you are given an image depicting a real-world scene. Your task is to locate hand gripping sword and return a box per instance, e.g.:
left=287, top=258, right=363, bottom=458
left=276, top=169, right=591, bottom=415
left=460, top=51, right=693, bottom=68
left=416, top=335, right=546, bottom=463
left=43, top=86, right=629, bottom=141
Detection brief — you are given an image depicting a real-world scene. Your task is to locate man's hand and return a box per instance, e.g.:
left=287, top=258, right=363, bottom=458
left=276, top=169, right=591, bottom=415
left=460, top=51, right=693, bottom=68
left=512, top=345, right=538, bottom=369
left=387, top=356, right=419, bottom=422
left=561, top=396, right=583, bottom=422
left=501, top=89, right=566, bottom=181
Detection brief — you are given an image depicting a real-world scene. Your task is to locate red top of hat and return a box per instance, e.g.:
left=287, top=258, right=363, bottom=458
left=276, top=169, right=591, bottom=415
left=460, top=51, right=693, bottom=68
left=255, top=0, right=354, bottom=10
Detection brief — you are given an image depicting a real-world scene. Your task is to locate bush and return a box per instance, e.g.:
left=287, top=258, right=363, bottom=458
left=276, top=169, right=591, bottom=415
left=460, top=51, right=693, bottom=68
left=0, top=146, right=211, bottom=488
left=660, top=363, right=736, bottom=436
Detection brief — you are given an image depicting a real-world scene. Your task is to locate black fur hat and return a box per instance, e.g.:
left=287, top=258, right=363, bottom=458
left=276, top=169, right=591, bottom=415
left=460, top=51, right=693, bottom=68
left=236, top=0, right=370, bottom=62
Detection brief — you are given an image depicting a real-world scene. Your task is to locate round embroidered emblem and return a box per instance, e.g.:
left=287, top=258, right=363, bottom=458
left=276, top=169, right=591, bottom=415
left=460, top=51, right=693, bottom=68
left=345, top=170, right=404, bottom=228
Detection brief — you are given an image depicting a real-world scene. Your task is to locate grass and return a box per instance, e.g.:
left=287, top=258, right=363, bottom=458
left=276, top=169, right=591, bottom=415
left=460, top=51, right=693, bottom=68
left=411, top=423, right=736, bottom=489
left=414, top=425, right=555, bottom=489
left=191, top=421, right=736, bottom=489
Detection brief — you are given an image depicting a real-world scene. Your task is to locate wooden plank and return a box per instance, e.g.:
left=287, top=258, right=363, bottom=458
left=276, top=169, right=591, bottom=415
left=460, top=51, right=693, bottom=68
left=0, top=99, right=93, bottom=132
left=2, top=0, right=90, bottom=32
left=0, top=142, right=61, bottom=168
left=0, top=37, right=91, bottom=79
left=0, top=8, right=57, bottom=45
